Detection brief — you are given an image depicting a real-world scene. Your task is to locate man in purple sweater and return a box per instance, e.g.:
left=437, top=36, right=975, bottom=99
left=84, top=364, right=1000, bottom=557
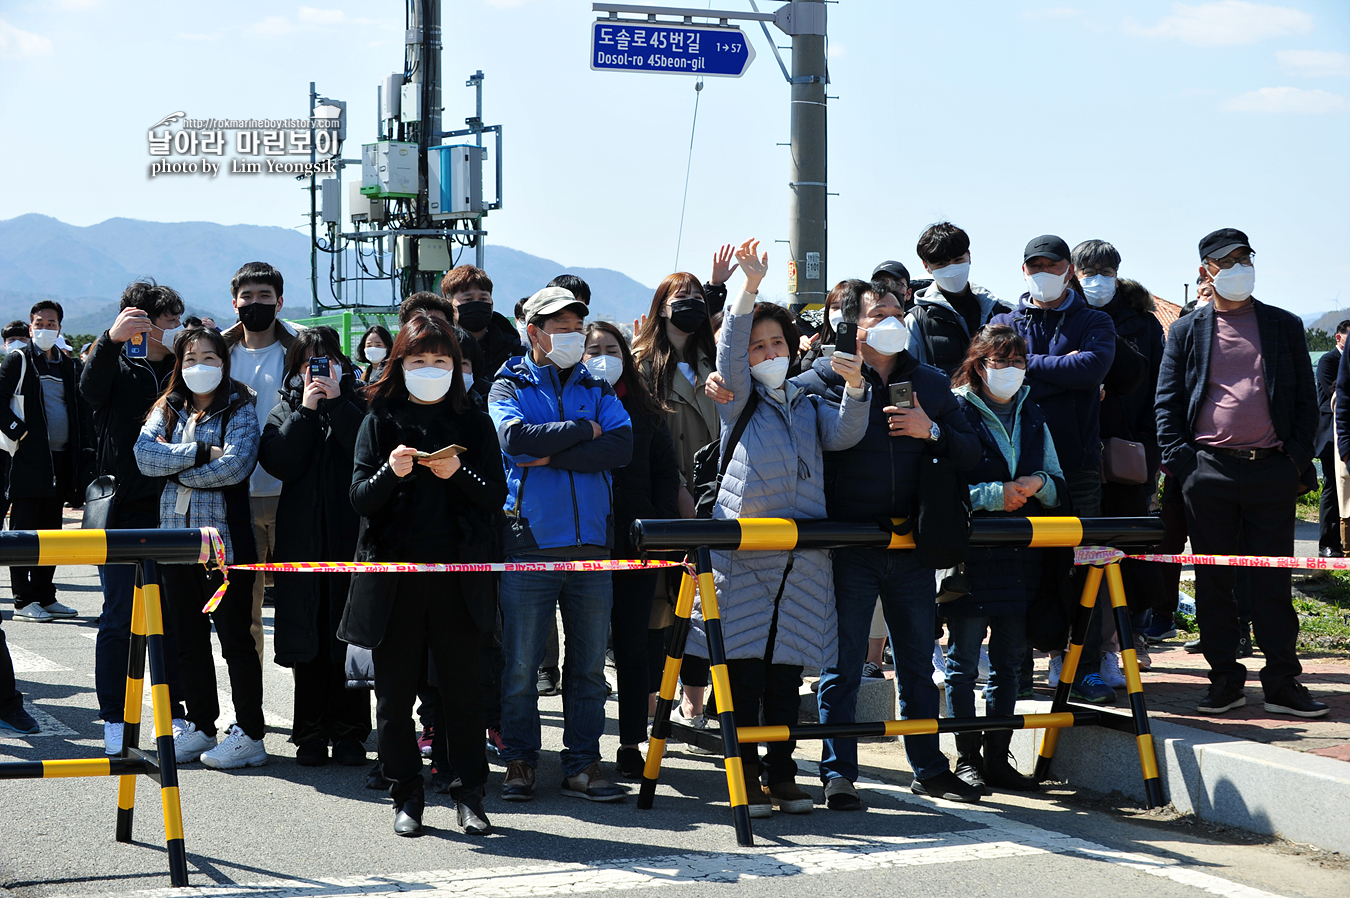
left=1156, top=228, right=1326, bottom=718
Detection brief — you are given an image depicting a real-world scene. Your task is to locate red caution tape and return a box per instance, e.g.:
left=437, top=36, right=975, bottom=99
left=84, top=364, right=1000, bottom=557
left=1073, top=546, right=1350, bottom=572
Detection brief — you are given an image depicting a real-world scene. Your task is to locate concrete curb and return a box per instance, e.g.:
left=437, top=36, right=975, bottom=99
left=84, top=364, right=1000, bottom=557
left=993, top=700, right=1350, bottom=855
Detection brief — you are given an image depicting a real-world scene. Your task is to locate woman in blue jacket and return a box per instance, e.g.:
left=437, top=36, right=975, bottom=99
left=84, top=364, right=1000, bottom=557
left=948, top=324, right=1063, bottom=794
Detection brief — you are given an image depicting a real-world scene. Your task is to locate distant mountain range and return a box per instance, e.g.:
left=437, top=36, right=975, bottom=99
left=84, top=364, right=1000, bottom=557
left=0, top=215, right=654, bottom=336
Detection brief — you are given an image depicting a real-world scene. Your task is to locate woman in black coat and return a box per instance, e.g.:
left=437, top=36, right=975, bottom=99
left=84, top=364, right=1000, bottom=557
left=581, top=321, right=680, bottom=779
left=338, top=313, right=506, bottom=838
left=257, top=326, right=370, bottom=768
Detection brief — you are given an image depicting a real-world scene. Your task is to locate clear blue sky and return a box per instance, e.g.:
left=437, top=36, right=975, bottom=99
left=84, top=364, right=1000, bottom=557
left=2, top=0, right=1347, bottom=314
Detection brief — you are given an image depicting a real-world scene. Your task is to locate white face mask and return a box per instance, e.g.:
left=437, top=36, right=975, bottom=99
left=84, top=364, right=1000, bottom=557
left=828, top=309, right=844, bottom=332
left=4, top=341, right=25, bottom=354
left=32, top=329, right=59, bottom=352
left=931, top=261, right=970, bottom=294
left=462, top=372, right=475, bottom=392
left=364, top=346, right=387, bottom=364
left=984, top=365, right=1026, bottom=401
left=864, top=316, right=907, bottom=355
left=584, top=355, right=624, bottom=385
left=1211, top=263, right=1255, bottom=303
left=329, top=361, right=343, bottom=382
left=750, top=356, right=790, bottom=390
left=182, top=363, right=223, bottom=395
left=1080, top=275, right=1116, bottom=308
left=157, top=325, right=185, bottom=349
left=541, top=330, right=586, bottom=368
left=1025, top=270, right=1067, bottom=304
left=516, top=322, right=529, bottom=343
left=404, top=365, right=453, bottom=402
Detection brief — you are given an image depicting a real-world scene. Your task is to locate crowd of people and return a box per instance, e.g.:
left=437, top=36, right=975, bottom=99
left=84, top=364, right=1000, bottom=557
left=0, top=223, right=1335, bottom=839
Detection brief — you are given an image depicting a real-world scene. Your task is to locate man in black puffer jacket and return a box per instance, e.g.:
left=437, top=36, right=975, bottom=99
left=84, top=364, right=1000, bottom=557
left=79, top=281, right=183, bottom=755
left=794, top=278, right=981, bottom=809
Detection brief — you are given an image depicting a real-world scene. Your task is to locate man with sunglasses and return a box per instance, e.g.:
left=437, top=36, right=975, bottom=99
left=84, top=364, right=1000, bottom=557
left=1157, top=228, right=1326, bottom=718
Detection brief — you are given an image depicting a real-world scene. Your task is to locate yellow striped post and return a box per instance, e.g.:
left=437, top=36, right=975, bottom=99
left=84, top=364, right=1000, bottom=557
left=1106, top=563, right=1165, bottom=808
left=116, top=571, right=149, bottom=843
left=639, top=565, right=697, bottom=809
left=140, top=559, right=189, bottom=886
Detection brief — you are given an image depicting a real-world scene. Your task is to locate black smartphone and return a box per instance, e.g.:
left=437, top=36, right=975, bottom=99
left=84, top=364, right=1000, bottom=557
left=835, top=320, right=857, bottom=356
left=888, top=381, right=914, bottom=409
left=309, top=356, right=330, bottom=379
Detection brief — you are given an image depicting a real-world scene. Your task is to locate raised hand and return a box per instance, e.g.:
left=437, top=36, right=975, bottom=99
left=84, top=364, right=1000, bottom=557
left=705, top=370, right=734, bottom=404
left=735, top=239, right=769, bottom=293
left=710, top=243, right=739, bottom=285
left=109, top=307, right=152, bottom=343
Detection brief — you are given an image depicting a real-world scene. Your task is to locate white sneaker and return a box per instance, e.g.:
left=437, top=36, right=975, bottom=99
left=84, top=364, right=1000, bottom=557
left=42, top=601, right=78, bottom=618
left=173, top=719, right=217, bottom=763
left=931, top=641, right=948, bottom=687
left=13, top=604, right=53, bottom=622
left=104, top=721, right=124, bottom=756
left=200, top=724, right=268, bottom=770
left=1101, top=652, right=1127, bottom=689
left=1048, top=654, right=1063, bottom=689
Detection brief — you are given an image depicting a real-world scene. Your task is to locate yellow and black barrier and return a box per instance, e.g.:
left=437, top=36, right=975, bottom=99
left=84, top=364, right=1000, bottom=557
left=0, top=529, right=213, bottom=887
left=633, top=516, right=1166, bottom=847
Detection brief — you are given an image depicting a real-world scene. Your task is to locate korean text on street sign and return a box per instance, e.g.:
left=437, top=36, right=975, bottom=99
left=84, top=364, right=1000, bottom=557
left=591, top=20, right=755, bottom=78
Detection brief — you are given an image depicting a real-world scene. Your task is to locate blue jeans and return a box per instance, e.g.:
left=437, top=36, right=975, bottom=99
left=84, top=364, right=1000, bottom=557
left=944, top=613, right=1027, bottom=720
left=820, top=547, right=948, bottom=783
left=498, top=554, right=613, bottom=777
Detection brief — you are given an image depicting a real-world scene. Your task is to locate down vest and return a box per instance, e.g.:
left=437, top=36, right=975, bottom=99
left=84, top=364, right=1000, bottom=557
left=686, top=301, right=870, bottom=670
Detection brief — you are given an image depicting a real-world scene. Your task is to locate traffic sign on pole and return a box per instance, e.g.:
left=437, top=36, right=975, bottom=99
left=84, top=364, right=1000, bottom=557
left=591, top=20, right=755, bottom=77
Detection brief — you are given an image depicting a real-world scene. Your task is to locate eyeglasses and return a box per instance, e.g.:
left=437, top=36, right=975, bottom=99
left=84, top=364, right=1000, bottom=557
left=984, top=359, right=1027, bottom=370
left=1209, top=253, right=1254, bottom=270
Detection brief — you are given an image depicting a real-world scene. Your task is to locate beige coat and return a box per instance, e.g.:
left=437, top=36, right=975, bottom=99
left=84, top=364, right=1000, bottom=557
left=640, top=352, right=720, bottom=489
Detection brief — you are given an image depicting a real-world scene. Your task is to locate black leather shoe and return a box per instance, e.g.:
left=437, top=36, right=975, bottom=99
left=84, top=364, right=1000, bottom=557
left=295, top=739, right=328, bottom=767
left=332, top=737, right=367, bottom=767
left=456, top=792, right=492, bottom=835
left=394, top=808, right=423, bottom=837
left=1319, top=547, right=1344, bottom=558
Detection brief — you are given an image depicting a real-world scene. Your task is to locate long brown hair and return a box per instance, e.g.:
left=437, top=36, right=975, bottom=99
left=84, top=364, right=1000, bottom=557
left=367, top=313, right=468, bottom=412
left=282, top=326, right=354, bottom=388
left=951, top=324, right=1027, bottom=389
left=585, top=321, right=662, bottom=420
left=147, top=326, right=252, bottom=436
left=631, top=272, right=715, bottom=405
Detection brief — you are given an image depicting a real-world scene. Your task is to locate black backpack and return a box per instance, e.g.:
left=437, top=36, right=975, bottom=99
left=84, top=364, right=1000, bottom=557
left=882, top=453, right=972, bottom=569
left=691, top=392, right=759, bottom=519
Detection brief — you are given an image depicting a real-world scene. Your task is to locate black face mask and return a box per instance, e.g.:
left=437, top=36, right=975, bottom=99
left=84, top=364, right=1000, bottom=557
left=456, top=301, right=493, bottom=333
left=238, top=302, right=276, bottom=333
left=667, top=299, right=707, bottom=335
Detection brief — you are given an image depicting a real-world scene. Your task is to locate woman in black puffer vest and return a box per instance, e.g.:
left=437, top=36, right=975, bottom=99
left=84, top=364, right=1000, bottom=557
left=948, top=325, right=1065, bottom=794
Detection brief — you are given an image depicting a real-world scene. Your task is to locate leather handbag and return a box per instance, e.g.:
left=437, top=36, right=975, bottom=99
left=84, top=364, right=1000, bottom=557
left=0, top=350, right=26, bottom=455
left=81, top=475, right=117, bottom=530
left=1102, top=437, right=1148, bottom=485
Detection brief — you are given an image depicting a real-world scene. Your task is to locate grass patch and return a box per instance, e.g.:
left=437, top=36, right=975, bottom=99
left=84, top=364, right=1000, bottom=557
left=1174, top=574, right=1350, bottom=652
left=1297, top=482, right=1321, bottom=523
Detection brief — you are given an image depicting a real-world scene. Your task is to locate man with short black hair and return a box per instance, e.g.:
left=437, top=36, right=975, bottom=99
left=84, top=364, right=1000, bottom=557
left=905, top=223, right=1010, bottom=376
left=1159, top=228, right=1326, bottom=718
left=993, top=235, right=1117, bottom=703
left=223, top=262, right=301, bottom=662
left=442, top=266, right=524, bottom=381
left=1316, top=321, right=1349, bottom=557
left=81, top=280, right=186, bottom=754
left=1, top=300, right=93, bottom=622
left=488, top=286, right=633, bottom=804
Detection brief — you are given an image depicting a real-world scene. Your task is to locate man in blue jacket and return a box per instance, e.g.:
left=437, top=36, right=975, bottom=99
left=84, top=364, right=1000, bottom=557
left=795, top=278, right=983, bottom=808
left=993, top=235, right=1117, bottom=703
left=488, top=286, right=634, bottom=803
left=1160, top=228, right=1325, bottom=718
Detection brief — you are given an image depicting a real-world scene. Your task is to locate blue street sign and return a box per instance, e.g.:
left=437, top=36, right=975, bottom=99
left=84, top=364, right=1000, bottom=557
left=591, top=20, right=755, bottom=78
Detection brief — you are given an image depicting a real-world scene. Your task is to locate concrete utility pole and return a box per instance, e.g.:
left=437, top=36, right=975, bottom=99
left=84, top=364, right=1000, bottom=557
left=785, top=0, right=827, bottom=310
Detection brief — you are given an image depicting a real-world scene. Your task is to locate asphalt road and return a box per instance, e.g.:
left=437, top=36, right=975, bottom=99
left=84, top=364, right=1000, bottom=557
left=2, top=559, right=1348, bottom=898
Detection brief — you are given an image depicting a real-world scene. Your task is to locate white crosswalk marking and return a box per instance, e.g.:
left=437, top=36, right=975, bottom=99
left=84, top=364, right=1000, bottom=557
left=6, top=644, right=70, bottom=672
left=0, top=704, right=78, bottom=741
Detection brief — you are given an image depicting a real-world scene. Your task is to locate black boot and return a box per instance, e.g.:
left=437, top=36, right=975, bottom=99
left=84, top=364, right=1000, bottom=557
left=454, top=786, right=492, bottom=835
left=982, top=730, right=1039, bottom=792
left=953, top=733, right=988, bottom=795
left=393, top=783, right=425, bottom=837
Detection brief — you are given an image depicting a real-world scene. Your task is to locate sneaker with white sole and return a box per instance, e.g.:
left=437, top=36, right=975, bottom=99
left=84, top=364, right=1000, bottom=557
left=104, top=721, right=125, bottom=756
left=41, top=601, right=78, bottom=618
left=1101, top=652, right=1127, bottom=689
left=200, top=724, right=268, bottom=769
left=173, top=719, right=217, bottom=763
left=13, top=604, right=53, bottom=623
left=1048, top=654, right=1063, bottom=689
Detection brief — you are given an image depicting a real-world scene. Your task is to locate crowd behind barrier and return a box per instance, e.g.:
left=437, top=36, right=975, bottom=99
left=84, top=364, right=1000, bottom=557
left=0, top=225, right=1336, bottom=846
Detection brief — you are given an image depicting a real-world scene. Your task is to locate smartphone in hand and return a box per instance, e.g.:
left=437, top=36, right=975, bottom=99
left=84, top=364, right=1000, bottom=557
left=127, top=332, right=147, bottom=358
left=309, top=356, right=330, bottom=379
left=835, top=320, right=858, bottom=356
left=888, top=381, right=914, bottom=409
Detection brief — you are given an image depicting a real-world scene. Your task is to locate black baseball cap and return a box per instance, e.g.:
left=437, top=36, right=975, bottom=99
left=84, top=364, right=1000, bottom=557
left=872, top=260, right=911, bottom=282
left=1199, top=228, right=1253, bottom=262
left=1023, top=235, right=1071, bottom=263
